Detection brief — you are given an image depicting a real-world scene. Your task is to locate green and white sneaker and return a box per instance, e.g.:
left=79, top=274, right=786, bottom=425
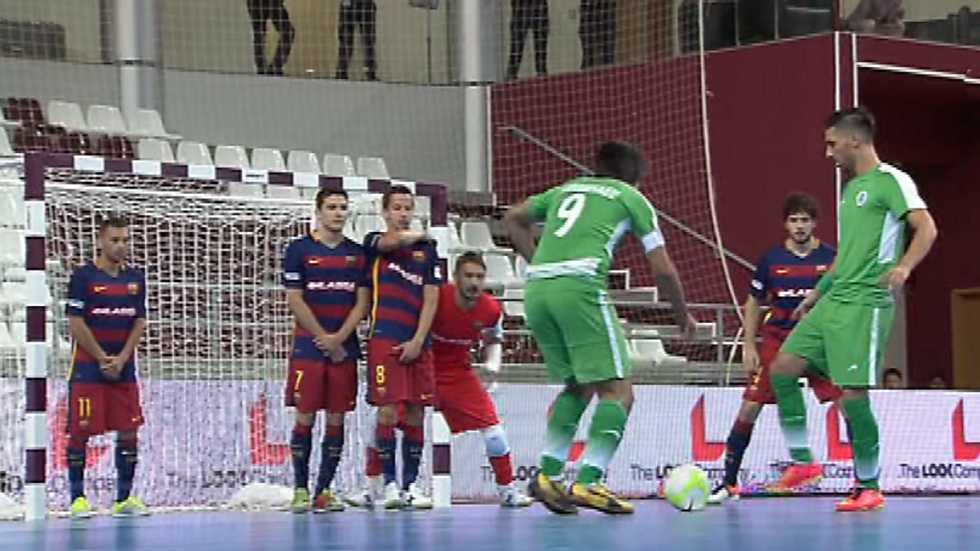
left=112, top=496, right=150, bottom=517
left=70, top=496, right=95, bottom=519
left=290, top=488, right=311, bottom=513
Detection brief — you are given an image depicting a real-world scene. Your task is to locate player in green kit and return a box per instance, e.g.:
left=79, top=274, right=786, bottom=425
left=504, top=142, right=696, bottom=515
left=769, top=107, right=938, bottom=511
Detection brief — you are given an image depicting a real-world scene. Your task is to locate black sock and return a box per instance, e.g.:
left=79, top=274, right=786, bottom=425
left=115, top=440, right=138, bottom=503
left=315, top=426, right=344, bottom=495
left=723, top=419, right=754, bottom=487
left=376, top=423, right=397, bottom=485
left=291, top=426, right=313, bottom=490
left=67, top=447, right=86, bottom=502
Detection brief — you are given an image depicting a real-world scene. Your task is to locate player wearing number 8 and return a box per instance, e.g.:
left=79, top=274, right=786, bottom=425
left=504, top=142, right=697, bottom=515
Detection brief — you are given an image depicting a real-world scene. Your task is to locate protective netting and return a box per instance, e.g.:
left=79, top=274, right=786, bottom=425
left=0, top=170, right=432, bottom=512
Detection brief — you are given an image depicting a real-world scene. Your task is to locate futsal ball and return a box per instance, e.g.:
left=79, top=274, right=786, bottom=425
left=663, top=464, right=711, bottom=512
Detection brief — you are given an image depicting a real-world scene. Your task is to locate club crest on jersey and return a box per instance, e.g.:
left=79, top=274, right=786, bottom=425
left=128, top=283, right=140, bottom=295
left=856, top=190, right=869, bottom=207
left=413, top=250, right=426, bottom=263
left=307, top=257, right=320, bottom=266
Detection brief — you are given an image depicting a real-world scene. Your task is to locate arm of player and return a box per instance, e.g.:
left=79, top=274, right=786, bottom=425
left=68, top=316, right=109, bottom=366
left=327, top=287, right=371, bottom=361
left=285, top=289, right=330, bottom=350
left=646, top=247, right=697, bottom=338
left=741, top=295, right=762, bottom=377
left=372, top=230, right=429, bottom=253
left=884, top=209, right=937, bottom=291
left=397, top=284, right=439, bottom=363
left=481, top=315, right=505, bottom=373
left=503, top=199, right=538, bottom=262
left=108, top=318, right=147, bottom=379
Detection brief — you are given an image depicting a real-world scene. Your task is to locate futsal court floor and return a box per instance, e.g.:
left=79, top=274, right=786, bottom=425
left=2, top=496, right=976, bottom=551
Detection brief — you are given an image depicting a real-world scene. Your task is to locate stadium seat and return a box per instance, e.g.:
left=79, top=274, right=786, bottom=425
left=0, top=322, right=16, bottom=351
left=415, top=195, right=431, bottom=220
left=0, top=108, right=17, bottom=129
left=409, top=218, right=425, bottom=232
left=514, top=255, right=528, bottom=279
left=127, top=108, right=181, bottom=140
left=484, top=254, right=520, bottom=289
left=176, top=141, right=212, bottom=165
left=460, top=221, right=509, bottom=252
left=13, top=126, right=51, bottom=153
left=0, top=229, right=24, bottom=267
left=137, top=138, right=175, bottom=162
left=445, top=221, right=465, bottom=252
left=502, top=287, right=525, bottom=319
left=2, top=266, right=26, bottom=282
left=322, top=154, right=356, bottom=177
left=0, top=189, right=23, bottom=227
left=356, top=156, right=389, bottom=179
left=266, top=184, right=300, bottom=200
left=342, top=218, right=357, bottom=242
left=227, top=181, right=264, bottom=197
left=356, top=214, right=386, bottom=239
left=0, top=130, right=16, bottom=157
left=352, top=192, right=382, bottom=215
left=630, top=338, right=687, bottom=367
left=47, top=100, right=88, bottom=132
left=54, top=132, right=95, bottom=155
left=287, top=150, right=320, bottom=173
left=214, top=145, right=250, bottom=169
left=8, top=321, right=26, bottom=349
left=251, top=147, right=286, bottom=171
left=4, top=98, right=44, bottom=126
left=86, top=104, right=127, bottom=134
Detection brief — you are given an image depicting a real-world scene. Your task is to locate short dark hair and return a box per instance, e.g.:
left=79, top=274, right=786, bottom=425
left=454, top=251, right=486, bottom=273
left=883, top=368, right=903, bottom=380
left=98, top=214, right=128, bottom=233
left=825, top=107, right=876, bottom=142
left=382, top=185, right=414, bottom=209
left=594, top=141, right=647, bottom=184
left=315, top=188, right=348, bottom=209
left=783, top=193, right=819, bottom=220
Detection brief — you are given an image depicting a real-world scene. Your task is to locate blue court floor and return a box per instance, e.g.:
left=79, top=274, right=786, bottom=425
left=2, top=496, right=977, bottom=551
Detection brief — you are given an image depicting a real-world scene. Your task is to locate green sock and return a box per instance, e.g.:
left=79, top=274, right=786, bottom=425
left=576, top=400, right=628, bottom=485
left=841, top=395, right=880, bottom=490
left=771, top=373, right=813, bottom=463
left=540, top=391, right=589, bottom=478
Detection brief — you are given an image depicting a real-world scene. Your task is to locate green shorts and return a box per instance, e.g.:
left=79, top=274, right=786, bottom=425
left=781, top=298, right=894, bottom=388
left=524, top=277, right=632, bottom=385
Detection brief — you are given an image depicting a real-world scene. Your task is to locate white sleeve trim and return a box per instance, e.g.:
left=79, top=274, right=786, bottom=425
left=640, top=230, right=665, bottom=253
left=881, top=163, right=927, bottom=210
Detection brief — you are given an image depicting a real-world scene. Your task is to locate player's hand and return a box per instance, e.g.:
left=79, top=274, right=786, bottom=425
left=742, top=345, right=760, bottom=378
left=881, top=265, right=911, bottom=293
left=677, top=313, right=698, bottom=340
left=394, top=339, right=423, bottom=363
left=101, top=356, right=122, bottom=380
left=314, top=332, right=340, bottom=352
left=327, top=347, right=347, bottom=363
left=792, top=295, right=816, bottom=320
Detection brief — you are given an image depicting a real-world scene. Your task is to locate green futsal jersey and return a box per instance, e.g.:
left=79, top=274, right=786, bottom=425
left=526, top=176, right=664, bottom=285
left=829, top=163, right=927, bottom=306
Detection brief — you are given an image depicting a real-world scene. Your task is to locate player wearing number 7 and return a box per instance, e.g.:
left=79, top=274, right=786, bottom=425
left=504, top=142, right=697, bottom=515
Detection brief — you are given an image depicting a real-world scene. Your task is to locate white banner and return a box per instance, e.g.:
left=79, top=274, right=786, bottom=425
left=1, top=382, right=978, bottom=508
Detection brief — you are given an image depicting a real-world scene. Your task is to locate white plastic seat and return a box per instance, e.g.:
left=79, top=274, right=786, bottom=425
left=415, top=195, right=431, bottom=219
left=409, top=218, right=425, bottom=232
left=352, top=192, right=382, bottom=215
left=0, top=129, right=17, bottom=157
left=47, top=100, right=88, bottom=131
left=227, top=182, right=264, bottom=197
left=485, top=254, right=519, bottom=289
left=214, top=145, right=250, bottom=169
left=176, top=141, right=213, bottom=165
left=287, top=150, right=320, bottom=174
left=86, top=104, right=127, bottom=134
left=460, top=221, right=508, bottom=252
left=127, top=108, right=181, bottom=140
left=251, top=148, right=286, bottom=171
left=2, top=266, right=26, bottom=282
left=356, top=214, right=386, bottom=237
left=0, top=229, right=24, bottom=267
left=137, top=138, right=175, bottom=162
left=9, top=321, right=26, bottom=348
left=502, top=287, right=525, bottom=319
left=356, top=156, right=389, bottom=179
left=322, top=154, right=356, bottom=177
left=514, top=255, right=528, bottom=279
left=0, top=190, right=23, bottom=227
left=266, top=185, right=300, bottom=199
left=0, top=322, right=17, bottom=351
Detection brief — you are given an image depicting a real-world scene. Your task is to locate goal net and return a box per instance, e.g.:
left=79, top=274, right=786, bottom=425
left=0, top=156, right=442, bottom=515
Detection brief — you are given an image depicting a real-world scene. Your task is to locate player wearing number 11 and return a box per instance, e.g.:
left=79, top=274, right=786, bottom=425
left=504, top=142, right=697, bottom=515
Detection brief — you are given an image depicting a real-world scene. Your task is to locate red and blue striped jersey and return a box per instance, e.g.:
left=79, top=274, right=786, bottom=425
left=66, top=264, right=146, bottom=382
left=363, top=232, right=442, bottom=346
left=282, top=232, right=369, bottom=361
left=749, top=242, right=836, bottom=332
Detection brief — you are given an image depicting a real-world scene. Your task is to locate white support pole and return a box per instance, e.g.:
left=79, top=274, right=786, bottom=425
left=431, top=411, right=452, bottom=508
left=114, top=0, right=161, bottom=120
left=456, top=0, right=498, bottom=195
